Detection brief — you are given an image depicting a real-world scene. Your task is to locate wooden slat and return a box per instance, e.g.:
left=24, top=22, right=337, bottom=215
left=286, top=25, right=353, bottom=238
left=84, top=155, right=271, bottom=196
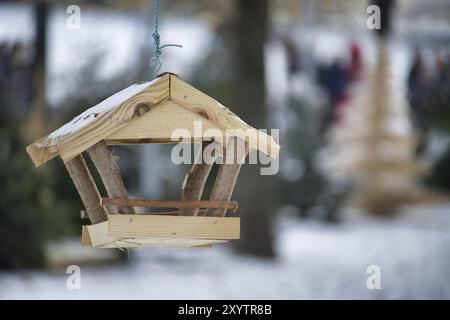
left=206, top=137, right=249, bottom=217
left=108, top=214, right=240, bottom=240
left=65, top=154, right=108, bottom=224
left=99, top=238, right=223, bottom=248
left=82, top=222, right=117, bottom=247
left=101, top=198, right=238, bottom=210
left=180, top=141, right=219, bottom=216
left=105, top=100, right=222, bottom=143
left=87, top=141, right=134, bottom=214
left=81, top=223, right=225, bottom=248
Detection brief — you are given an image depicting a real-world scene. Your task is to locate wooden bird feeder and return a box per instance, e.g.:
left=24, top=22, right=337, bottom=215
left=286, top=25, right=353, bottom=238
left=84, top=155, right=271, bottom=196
left=26, top=73, right=280, bottom=248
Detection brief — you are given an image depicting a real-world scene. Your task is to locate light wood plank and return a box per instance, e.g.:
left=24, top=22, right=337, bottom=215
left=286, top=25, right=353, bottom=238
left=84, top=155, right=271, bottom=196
left=81, top=222, right=227, bottom=248
left=82, top=222, right=116, bottom=247
left=106, top=100, right=222, bottom=143
left=108, top=214, right=240, bottom=240
left=98, top=238, right=224, bottom=248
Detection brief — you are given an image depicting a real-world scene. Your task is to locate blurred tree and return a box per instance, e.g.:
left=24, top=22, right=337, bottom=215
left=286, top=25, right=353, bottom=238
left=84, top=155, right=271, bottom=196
left=0, top=121, right=76, bottom=269
left=232, top=0, right=276, bottom=258
left=0, top=1, right=84, bottom=269
left=24, top=1, right=48, bottom=140
left=283, top=99, right=347, bottom=222
left=424, top=72, right=450, bottom=193
left=371, top=0, right=395, bottom=38
left=425, top=145, right=450, bottom=192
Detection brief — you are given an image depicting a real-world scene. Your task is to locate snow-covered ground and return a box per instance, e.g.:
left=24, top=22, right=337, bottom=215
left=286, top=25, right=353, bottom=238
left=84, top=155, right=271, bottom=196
left=1, top=205, right=449, bottom=300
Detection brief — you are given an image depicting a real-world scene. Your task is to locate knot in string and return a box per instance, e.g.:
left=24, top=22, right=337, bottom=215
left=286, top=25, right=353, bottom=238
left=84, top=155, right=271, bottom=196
left=149, top=0, right=182, bottom=72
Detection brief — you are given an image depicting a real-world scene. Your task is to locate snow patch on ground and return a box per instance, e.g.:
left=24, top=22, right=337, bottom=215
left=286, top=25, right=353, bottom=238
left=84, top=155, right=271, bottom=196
left=1, top=205, right=449, bottom=299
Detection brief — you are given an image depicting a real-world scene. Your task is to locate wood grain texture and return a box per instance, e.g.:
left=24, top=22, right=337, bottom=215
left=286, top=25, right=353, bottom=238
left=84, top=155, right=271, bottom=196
left=206, top=137, right=249, bottom=217
left=169, top=75, right=280, bottom=158
left=108, top=214, right=240, bottom=240
left=87, top=141, right=134, bottom=214
left=180, top=141, right=219, bottom=216
left=101, top=198, right=238, bottom=210
left=27, top=75, right=170, bottom=167
left=65, top=155, right=108, bottom=224
left=105, top=100, right=221, bottom=143
left=81, top=223, right=226, bottom=248
left=82, top=221, right=112, bottom=247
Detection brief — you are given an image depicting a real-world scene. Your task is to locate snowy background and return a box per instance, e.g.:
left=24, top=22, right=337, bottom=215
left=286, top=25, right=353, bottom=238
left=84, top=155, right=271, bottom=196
left=1, top=1, right=450, bottom=300
left=1, top=205, right=449, bottom=300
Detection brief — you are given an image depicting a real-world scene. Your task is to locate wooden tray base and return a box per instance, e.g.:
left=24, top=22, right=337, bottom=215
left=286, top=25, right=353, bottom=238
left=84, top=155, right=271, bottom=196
left=81, top=214, right=240, bottom=248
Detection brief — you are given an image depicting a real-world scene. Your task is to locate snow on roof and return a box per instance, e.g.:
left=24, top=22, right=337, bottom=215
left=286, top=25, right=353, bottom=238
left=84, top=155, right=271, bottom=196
left=43, top=80, right=156, bottom=146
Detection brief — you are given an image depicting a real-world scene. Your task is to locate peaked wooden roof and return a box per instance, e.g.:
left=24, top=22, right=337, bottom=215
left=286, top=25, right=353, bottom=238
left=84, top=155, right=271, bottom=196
left=27, top=73, right=280, bottom=167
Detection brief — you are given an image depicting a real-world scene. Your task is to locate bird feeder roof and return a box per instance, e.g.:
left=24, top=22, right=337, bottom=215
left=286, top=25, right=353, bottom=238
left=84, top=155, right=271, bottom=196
left=27, top=73, right=280, bottom=167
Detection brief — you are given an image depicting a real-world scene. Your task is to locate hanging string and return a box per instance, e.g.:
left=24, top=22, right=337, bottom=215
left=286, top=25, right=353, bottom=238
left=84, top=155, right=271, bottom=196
left=149, top=0, right=182, bottom=72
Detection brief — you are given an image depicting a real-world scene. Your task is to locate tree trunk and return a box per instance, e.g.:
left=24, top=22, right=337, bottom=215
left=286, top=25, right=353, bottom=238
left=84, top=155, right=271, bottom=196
left=233, top=0, right=276, bottom=258
left=28, top=1, right=47, bottom=139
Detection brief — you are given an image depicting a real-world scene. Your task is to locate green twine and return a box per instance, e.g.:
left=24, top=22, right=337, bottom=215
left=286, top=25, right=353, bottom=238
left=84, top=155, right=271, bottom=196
left=149, top=0, right=182, bottom=72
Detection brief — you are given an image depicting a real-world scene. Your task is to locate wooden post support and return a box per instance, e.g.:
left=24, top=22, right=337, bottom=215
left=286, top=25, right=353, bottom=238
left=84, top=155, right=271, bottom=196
left=180, top=141, right=219, bottom=216
left=206, top=137, right=248, bottom=217
left=87, top=141, right=135, bottom=214
left=64, top=154, right=108, bottom=224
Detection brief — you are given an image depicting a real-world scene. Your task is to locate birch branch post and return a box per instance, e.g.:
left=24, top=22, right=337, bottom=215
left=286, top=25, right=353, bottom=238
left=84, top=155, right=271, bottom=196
left=87, top=141, right=134, bottom=214
left=206, top=138, right=249, bottom=217
left=180, top=141, right=219, bottom=216
left=64, top=154, right=108, bottom=224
